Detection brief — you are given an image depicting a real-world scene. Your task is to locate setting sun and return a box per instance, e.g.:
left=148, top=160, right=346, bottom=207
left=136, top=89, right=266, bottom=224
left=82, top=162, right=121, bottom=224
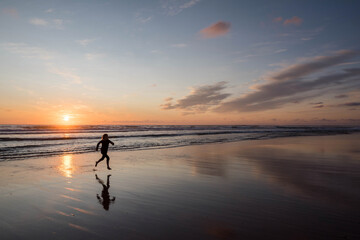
left=63, top=115, right=70, bottom=122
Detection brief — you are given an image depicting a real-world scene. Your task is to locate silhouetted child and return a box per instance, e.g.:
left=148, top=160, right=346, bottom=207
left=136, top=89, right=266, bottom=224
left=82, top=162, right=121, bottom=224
left=95, top=134, right=114, bottom=170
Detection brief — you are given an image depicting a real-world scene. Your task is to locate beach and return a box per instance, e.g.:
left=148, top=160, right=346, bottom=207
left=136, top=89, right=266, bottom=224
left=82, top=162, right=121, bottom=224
left=0, top=133, right=359, bottom=239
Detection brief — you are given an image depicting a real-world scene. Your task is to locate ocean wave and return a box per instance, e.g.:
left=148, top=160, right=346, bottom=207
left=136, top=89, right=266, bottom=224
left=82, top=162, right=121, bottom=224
left=0, top=125, right=359, bottom=161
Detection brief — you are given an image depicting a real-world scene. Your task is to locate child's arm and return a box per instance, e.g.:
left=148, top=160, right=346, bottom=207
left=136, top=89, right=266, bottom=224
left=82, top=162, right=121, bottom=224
left=109, top=140, right=114, bottom=145
left=96, top=141, right=102, bottom=151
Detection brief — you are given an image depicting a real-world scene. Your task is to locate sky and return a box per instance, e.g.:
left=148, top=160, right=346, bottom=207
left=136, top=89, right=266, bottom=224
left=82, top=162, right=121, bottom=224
left=1, top=0, right=360, bottom=125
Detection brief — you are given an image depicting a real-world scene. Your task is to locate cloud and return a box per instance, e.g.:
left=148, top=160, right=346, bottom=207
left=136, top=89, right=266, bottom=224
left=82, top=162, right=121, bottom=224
left=273, top=48, right=287, bottom=53
left=272, top=17, right=283, bottom=23
left=200, top=21, right=231, bottom=38
left=52, top=19, right=64, bottom=29
left=301, top=37, right=312, bottom=41
left=268, top=50, right=358, bottom=82
left=49, top=67, right=83, bottom=84
left=45, top=8, right=54, bottom=13
left=161, top=81, right=231, bottom=114
left=215, top=50, right=360, bottom=113
left=29, top=18, right=48, bottom=26
left=171, top=43, right=187, bottom=48
left=2, top=8, right=18, bottom=17
left=162, top=0, right=201, bottom=16
left=138, top=16, right=152, bottom=23
left=29, top=17, right=66, bottom=29
left=273, top=16, right=303, bottom=26
left=335, top=94, right=348, bottom=98
left=283, top=16, right=303, bottom=26
left=337, top=102, right=360, bottom=107
left=85, top=53, right=104, bottom=60
left=134, top=9, right=153, bottom=23
left=76, top=38, right=96, bottom=46
left=3, top=42, right=54, bottom=60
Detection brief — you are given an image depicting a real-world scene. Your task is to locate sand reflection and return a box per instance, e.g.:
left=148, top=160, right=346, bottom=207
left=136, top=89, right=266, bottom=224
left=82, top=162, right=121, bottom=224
left=186, top=148, right=228, bottom=177
left=58, top=154, right=75, bottom=178
left=95, top=174, right=116, bottom=211
left=241, top=135, right=360, bottom=207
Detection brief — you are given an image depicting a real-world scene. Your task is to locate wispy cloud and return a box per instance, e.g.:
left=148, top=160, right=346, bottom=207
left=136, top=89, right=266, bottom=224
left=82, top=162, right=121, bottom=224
left=161, top=81, right=230, bottom=114
left=337, top=102, right=360, bottom=107
left=76, top=38, right=96, bottom=46
left=171, top=43, right=187, bottom=48
left=273, top=16, right=303, bottom=26
left=162, top=0, right=201, bottom=16
left=335, top=94, right=348, bottom=98
left=283, top=16, right=303, bottom=26
left=45, top=8, right=54, bottom=13
left=272, top=17, right=283, bottom=23
left=85, top=53, right=104, bottom=60
left=29, top=18, right=48, bottom=26
left=150, top=49, right=162, bottom=54
left=48, top=67, right=83, bottom=84
left=134, top=10, right=153, bottom=23
left=268, top=50, right=358, bottom=82
left=200, top=21, right=231, bottom=38
left=301, top=37, right=312, bottom=41
left=3, top=42, right=54, bottom=60
left=234, top=48, right=288, bottom=63
left=273, top=48, right=287, bottom=53
left=2, top=8, right=18, bottom=17
left=215, top=50, right=360, bottom=113
left=52, top=19, right=64, bottom=29
left=29, top=17, right=65, bottom=29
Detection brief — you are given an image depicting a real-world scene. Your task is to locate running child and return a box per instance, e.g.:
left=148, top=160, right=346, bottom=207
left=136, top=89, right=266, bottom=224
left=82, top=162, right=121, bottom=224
left=95, top=134, right=114, bottom=170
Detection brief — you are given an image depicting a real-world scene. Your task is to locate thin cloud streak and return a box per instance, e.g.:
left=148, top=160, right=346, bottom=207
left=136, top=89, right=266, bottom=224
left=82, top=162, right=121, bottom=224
left=283, top=16, right=303, bottom=26
left=29, top=18, right=48, bottom=26
left=3, top=42, right=54, bottom=60
left=268, top=50, right=358, bottom=82
left=171, top=43, right=187, bottom=48
left=335, top=94, right=348, bottom=98
left=162, top=0, right=201, bottom=16
left=76, top=38, right=96, bottom=46
left=338, top=102, right=360, bottom=107
left=29, top=17, right=66, bottom=29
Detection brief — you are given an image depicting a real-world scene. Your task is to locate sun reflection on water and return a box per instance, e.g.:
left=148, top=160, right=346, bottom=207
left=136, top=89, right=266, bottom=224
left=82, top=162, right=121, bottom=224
left=58, top=154, right=75, bottom=178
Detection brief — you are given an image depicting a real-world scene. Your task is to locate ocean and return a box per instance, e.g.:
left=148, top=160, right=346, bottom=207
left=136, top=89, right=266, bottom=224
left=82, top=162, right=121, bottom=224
left=0, top=125, right=359, bottom=160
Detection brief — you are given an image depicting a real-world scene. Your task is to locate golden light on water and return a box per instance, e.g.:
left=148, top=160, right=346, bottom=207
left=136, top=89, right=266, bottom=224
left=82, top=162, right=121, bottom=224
left=59, top=154, right=75, bottom=178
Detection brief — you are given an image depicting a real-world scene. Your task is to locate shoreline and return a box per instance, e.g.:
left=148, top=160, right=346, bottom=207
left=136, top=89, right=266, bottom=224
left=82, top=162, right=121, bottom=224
left=2, top=131, right=359, bottom=162
left=1, top=134, right=359, bottom=239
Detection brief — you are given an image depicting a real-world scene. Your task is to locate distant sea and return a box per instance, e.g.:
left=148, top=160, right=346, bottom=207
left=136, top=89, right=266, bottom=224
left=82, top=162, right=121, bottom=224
left=0, top=125, right=359, bottom=161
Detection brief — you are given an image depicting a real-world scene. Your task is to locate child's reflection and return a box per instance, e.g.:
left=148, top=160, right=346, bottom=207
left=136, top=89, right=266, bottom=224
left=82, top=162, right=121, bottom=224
left=95, top=174, right=116, bottom=211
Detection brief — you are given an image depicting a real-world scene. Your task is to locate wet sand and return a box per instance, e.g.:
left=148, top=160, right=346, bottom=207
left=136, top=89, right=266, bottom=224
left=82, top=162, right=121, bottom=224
left=0, top=134, right=359, bottom=239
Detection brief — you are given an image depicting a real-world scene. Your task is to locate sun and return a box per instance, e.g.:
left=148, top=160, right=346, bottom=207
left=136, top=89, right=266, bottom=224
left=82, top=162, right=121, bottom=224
left=63, top=115, right=70, bottom=122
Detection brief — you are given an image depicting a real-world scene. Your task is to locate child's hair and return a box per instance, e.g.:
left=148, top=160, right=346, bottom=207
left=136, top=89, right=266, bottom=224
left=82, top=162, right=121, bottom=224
left=102, top=134, right=108, bottom=140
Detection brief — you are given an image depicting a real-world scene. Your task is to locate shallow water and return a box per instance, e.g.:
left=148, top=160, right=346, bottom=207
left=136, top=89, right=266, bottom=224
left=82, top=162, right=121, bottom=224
left=0, top=134, right=359, bottom=239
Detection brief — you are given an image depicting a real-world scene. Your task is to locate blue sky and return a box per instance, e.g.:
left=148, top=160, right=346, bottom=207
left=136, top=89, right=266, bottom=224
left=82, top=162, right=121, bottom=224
left=1, top=0, right=360, bottom=125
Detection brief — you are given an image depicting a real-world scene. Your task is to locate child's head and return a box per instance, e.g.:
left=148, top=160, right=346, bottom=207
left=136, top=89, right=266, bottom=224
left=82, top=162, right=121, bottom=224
left=102, top=134, right=109, bottom=140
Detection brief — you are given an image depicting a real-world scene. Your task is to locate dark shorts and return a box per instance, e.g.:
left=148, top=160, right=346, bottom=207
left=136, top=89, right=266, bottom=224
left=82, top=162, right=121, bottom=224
left=100, top=152, right=109, bottom=160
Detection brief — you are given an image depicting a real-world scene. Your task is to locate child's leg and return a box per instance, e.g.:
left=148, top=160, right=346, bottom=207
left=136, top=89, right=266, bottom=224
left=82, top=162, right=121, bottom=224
left=95, top=155, right=106, bottom=167
left=106, top=155, right=111, bottom=170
